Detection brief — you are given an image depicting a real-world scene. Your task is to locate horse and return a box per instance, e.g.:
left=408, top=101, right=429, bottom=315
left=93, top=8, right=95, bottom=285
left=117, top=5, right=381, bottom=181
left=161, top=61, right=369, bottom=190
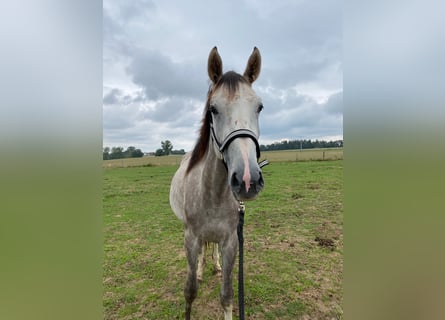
left=169, top=46, right=264, bottom=320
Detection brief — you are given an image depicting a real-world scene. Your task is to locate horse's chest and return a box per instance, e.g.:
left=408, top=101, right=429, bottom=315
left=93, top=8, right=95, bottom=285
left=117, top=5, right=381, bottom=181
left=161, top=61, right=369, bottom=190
left=186, top=207, right=237, bottom=242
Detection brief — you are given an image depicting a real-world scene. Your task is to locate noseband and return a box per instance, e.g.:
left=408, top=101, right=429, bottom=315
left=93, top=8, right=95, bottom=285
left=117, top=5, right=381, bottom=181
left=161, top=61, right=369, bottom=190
left=209, top=120, right=261, bottom=161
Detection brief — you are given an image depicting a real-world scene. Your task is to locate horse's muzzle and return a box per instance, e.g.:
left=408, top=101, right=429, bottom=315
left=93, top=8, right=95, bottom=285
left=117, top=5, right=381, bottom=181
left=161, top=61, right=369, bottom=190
left=230, top=169, right=264, bottom=200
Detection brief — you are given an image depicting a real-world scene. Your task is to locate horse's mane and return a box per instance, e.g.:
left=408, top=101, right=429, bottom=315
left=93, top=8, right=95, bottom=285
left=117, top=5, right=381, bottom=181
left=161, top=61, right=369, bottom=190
left=186, top=71, right=249, bottom=174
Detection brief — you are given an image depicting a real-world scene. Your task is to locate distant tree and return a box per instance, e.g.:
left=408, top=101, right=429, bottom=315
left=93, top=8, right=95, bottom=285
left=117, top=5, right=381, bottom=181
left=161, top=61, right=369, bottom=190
left=110, top=146, right=124, bottom=159
left=155, top=148, right=165, bottom=156
left=161, top=140, right=173, bottom=155
left=259, top=139, right=343, bottom=151
left=123, top=146, right=144, bottom=158
left=171, top=149, right=186, bottom=155
left=103, top=147, right=110, bottom=160
left=102, top=146, right=145, bottom=160
left=131, top=148, right=144, bottom=157
left=124, top=146, right=136, bottom=158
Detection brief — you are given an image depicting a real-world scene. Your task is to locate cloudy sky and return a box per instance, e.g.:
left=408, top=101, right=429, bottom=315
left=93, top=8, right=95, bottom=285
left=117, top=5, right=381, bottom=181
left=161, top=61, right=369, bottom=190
left=103, top=0, right=342, bottom=153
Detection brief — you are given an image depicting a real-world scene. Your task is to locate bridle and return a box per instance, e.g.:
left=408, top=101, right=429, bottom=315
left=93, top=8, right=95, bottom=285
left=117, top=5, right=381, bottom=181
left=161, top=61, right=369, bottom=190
left=209, top=114, right=261, bottom=162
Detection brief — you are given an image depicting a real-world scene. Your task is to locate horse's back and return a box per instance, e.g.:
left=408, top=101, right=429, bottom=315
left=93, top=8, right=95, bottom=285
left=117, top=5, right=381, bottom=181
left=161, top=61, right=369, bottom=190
left=169, top=153, right=191, bottom=222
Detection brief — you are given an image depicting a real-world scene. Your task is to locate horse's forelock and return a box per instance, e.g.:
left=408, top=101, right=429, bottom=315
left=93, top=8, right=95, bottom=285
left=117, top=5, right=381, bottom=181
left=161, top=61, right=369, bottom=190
left=214, top=71, right=249, bottom=100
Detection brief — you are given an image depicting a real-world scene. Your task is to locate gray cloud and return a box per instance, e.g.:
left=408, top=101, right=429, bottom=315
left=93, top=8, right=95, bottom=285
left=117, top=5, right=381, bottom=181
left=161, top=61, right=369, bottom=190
left=139, top=97, right=203, bottom=126
left=103, top=88, right=122, bottom=105
left=323, top=91, right=343, bottom=115
left=127, top=50, right=206, bottom=100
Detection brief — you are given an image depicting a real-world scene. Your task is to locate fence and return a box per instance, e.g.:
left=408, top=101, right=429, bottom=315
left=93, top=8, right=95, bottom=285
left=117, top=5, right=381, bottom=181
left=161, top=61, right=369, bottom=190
left=102, top=148, right=343, bottom=168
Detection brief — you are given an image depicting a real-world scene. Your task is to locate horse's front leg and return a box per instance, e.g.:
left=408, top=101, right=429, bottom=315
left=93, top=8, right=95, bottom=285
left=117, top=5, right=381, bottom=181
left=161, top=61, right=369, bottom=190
left=184, top=230, right=201, bottom=320
left=220, top=232, right=238, bottom=320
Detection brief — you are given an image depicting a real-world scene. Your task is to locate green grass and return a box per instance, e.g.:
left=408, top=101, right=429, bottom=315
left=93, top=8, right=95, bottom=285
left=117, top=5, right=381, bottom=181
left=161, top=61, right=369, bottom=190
left=103, top=159, right=343, bottom=319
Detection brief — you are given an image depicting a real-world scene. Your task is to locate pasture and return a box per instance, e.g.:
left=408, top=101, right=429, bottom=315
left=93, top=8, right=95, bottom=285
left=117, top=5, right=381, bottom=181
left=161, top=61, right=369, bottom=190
left=103, top=153, right=343, bottom=319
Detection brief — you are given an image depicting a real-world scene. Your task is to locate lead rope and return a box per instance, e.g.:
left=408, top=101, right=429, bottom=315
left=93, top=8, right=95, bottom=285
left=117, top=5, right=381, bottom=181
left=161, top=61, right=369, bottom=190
left=237, top=159, right=269, bottom=320
left=237, top=201, right=246, bottom=320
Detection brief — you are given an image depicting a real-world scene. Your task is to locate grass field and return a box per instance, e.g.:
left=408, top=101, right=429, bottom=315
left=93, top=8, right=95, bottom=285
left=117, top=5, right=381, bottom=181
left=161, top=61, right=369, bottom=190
left=103, top=156, right=343, bottom=319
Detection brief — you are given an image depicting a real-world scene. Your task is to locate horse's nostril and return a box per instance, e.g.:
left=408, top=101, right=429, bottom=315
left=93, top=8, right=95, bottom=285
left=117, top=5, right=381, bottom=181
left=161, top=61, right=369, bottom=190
left=231, top=172, right=240, bottom=188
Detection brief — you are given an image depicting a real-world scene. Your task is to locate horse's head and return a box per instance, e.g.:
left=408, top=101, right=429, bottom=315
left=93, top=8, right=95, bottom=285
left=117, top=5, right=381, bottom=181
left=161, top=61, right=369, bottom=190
left=207, top=47, right=264, bottom=201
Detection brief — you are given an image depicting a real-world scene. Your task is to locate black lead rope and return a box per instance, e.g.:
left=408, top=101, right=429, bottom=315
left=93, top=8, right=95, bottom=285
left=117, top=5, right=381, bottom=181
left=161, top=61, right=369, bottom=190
left=237, top=201, right=246, bottom=320
left=237, top=159, right=269, bottom=320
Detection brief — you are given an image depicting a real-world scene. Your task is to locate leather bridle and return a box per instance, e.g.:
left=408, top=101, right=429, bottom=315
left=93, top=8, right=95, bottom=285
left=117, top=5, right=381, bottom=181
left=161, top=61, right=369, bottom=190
left=209, top=117, right=261, bottom=161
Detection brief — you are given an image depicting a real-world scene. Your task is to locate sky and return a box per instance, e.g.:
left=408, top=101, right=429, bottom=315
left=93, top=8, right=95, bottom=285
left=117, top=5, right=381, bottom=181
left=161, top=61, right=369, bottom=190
left=103, top=0, right=342, bottom=153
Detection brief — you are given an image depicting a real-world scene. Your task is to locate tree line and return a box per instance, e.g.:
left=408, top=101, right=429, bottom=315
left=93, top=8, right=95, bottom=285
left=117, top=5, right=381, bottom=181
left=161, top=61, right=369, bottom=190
left=155, top=140, right=185, bottom=156
left=260, top=139, right=343, bottom=151
left=103, top=141, right=185, bottom=160
left=155, top=149, right=186, bottom=156
left=104, top=139, right=342, bottom=160
left=103, top=146, right=144, bottom=160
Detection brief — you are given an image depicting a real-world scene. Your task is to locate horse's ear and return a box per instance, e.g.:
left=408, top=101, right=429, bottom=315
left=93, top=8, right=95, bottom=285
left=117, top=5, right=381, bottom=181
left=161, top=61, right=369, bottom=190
left=208, top=47, right=223, bottom=84
left=243, top=47, right=261, bottom=83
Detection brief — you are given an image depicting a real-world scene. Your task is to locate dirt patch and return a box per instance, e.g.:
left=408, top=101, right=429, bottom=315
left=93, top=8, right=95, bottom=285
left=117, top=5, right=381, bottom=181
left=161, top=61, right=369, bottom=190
left=314, top=237, right=336, bottom=251
left=292, top=192, right=304, bottom=199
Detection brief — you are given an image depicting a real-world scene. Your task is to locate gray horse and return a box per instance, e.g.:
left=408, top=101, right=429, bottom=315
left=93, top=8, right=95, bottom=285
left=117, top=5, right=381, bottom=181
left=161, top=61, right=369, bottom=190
left=170, top=47, right=264, bottom=320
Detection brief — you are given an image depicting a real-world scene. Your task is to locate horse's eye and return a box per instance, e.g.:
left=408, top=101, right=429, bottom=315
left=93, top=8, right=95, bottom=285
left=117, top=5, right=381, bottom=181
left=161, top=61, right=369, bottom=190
left=258, top=104, right=264, bottom=113
left=209, top=105, right=219, bottom=115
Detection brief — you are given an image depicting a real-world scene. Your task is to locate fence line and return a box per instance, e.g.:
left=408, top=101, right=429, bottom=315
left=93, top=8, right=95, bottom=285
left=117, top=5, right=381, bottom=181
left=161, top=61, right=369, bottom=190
left=103, top=148, right=343, bottom=168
